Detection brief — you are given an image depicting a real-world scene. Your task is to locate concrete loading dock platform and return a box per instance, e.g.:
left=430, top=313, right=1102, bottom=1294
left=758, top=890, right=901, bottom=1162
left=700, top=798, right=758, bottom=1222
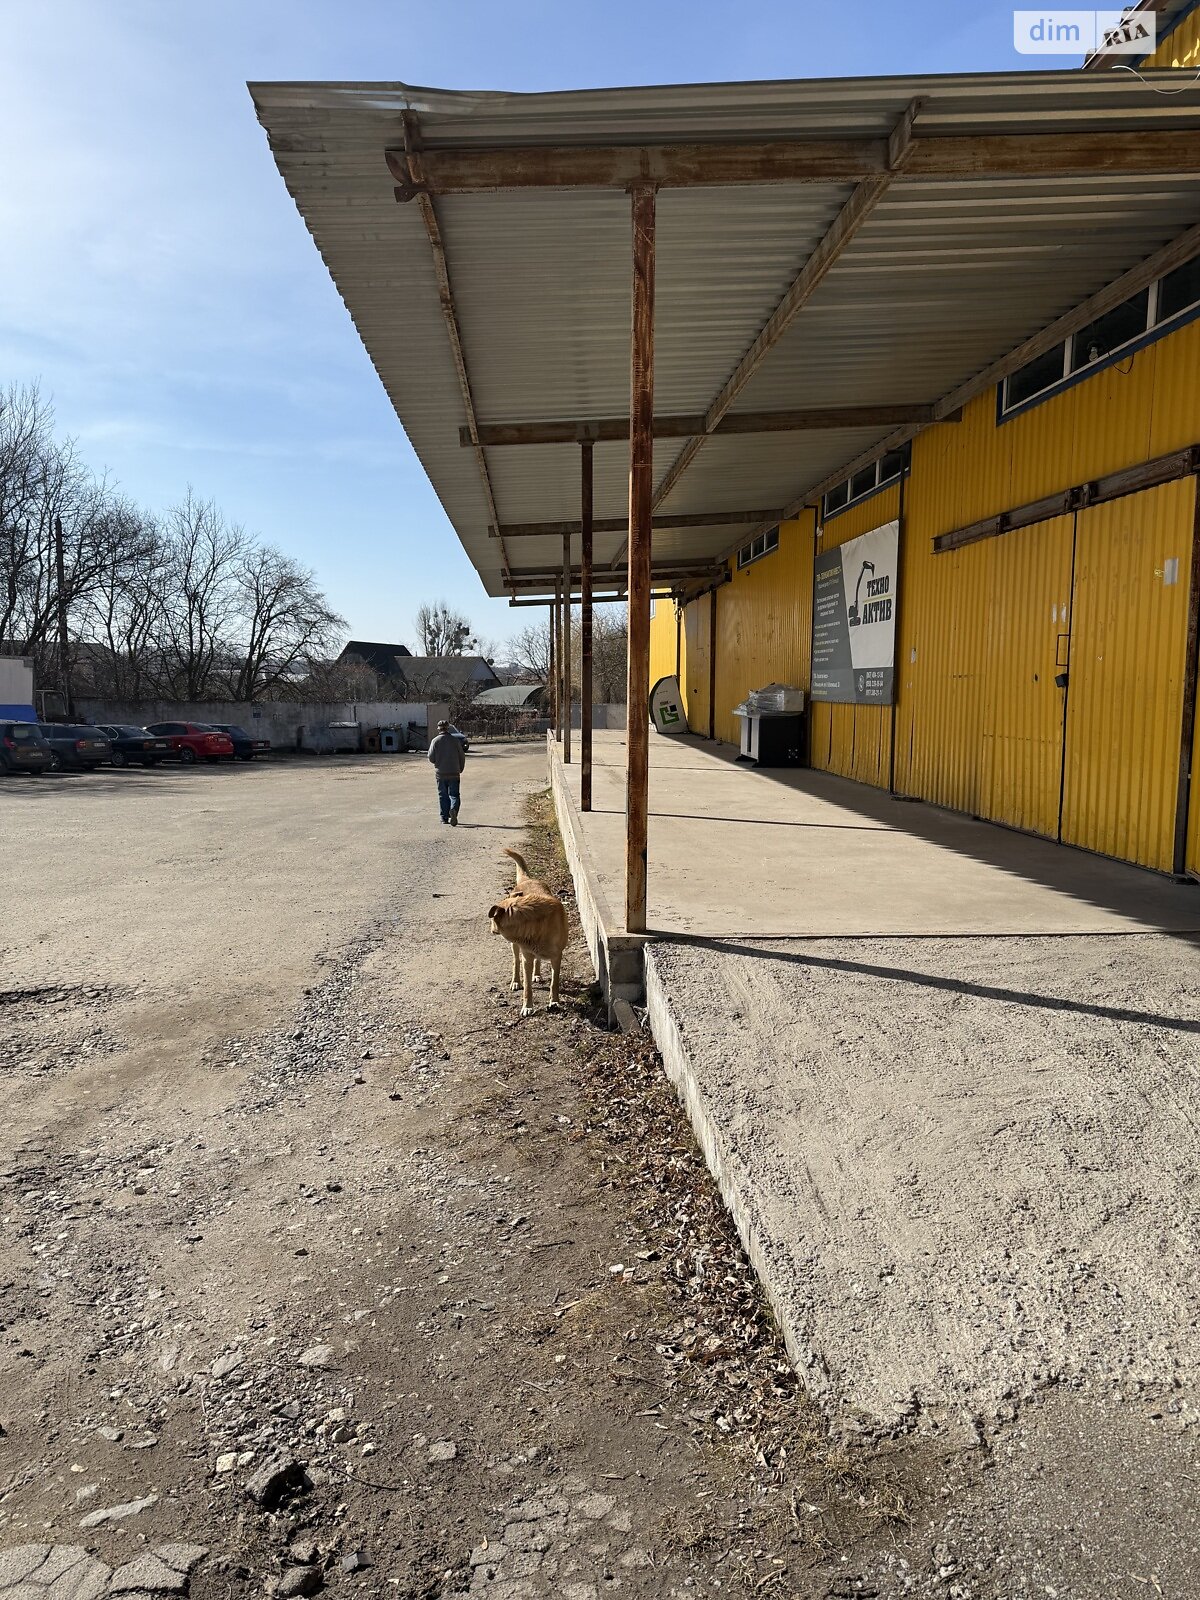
left=551, top=729, right=1200, bottom=1434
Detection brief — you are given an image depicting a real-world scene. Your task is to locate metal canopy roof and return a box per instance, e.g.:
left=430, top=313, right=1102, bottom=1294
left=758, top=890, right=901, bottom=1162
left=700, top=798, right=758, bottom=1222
left=249, top=69, right=1200, bottom=599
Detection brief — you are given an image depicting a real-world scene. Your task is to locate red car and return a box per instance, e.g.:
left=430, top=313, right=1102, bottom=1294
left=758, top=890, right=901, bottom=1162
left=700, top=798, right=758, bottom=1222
left=145, top=721, right=235, bottom=763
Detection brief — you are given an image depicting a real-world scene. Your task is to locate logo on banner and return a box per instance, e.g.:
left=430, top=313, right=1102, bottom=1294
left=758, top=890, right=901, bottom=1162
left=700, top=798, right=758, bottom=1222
left=846, top=560, right=893, bottom=630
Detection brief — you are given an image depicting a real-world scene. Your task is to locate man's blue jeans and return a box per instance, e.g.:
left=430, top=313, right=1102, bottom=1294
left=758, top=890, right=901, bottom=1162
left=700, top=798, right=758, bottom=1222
left=437, top=775, right=461, bottom=822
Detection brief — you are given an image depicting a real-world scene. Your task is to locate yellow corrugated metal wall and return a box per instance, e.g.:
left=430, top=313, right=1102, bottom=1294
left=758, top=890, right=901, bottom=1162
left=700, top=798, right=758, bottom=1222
left=645, top=315, right=1200, bottom=875
left=1061, top=479, right=1195, bottom=871
left=895, top=313, right=1200, bottom=864
left=810, top=486, right=901, bottom=787
left=1147, top=5, right=1200, bottom=66
left=681, top=591, right=713, bottom=734
left=712, top=513, right=815, bottom=745
left=980, top=515, right=1076, bottom=838
left=648, top=597, right=678, bottom=692
left=892, top=512, right=992, bottom=816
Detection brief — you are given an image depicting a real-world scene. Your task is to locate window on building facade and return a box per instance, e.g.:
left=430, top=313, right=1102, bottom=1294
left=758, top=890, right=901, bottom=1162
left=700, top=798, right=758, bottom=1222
left=1160, top=256, right=1200, bottom=323
left=1000, top=253, right=1200, bottom=418
left=1070, top=290, right=1150, bottom=373
left=736, top=526, right=780, bottom=570
left=820, top=441, right=911, bottom=521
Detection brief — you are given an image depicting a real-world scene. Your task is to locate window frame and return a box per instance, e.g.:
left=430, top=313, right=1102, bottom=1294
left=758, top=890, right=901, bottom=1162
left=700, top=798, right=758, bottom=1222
left=821, top=443, right=910, bottom=523
left=736, top=524, right=780, bottom=570
left=998, top=254, right=1200, bottom=423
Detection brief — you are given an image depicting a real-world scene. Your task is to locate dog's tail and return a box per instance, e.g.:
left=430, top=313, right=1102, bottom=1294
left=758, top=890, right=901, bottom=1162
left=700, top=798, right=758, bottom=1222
left=503, top=846, right=530, bottom=878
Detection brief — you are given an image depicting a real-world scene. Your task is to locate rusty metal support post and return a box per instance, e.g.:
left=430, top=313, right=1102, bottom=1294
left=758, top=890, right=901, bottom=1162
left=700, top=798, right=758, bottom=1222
left=625, top=182, right=656, bottom=934
left=562, top=531, right=572, bottom=762
left=1173, top=473, right=1200, bottom=876
left=560, top=582, right=569, bottom=742
left=708, top=586, right=717, bottom=740
left=675, top=600, right=682, bottom=684
left=549, top=582, right=558, bottom=738
left=581, top=443, right=594, bottom=811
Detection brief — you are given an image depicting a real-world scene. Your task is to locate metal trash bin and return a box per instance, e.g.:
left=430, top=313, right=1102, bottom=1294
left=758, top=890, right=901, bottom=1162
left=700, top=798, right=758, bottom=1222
left=379, top=726, right=404, bottom=754
left=326, top=721, right=362, bottom=754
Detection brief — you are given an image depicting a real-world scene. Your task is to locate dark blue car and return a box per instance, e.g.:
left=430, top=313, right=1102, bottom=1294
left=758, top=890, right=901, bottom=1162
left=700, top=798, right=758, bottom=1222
left=208, top=723, right=272, bottom=762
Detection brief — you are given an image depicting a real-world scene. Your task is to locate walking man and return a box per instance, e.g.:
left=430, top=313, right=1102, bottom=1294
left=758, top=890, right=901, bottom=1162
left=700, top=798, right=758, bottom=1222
left=427, top=719, right=466, bottom=826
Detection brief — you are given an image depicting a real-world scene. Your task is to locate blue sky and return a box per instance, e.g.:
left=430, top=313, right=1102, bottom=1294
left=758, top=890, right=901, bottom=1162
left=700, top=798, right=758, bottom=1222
left=0, top=0, right=1072, bottom=653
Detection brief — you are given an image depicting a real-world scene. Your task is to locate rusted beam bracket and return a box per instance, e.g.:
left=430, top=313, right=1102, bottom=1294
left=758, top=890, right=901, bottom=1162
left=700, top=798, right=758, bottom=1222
left=385, top=129, right=1200, bottom=197
left=509, top=562, right=724, bottom=588
left=495, top=508, right=784, bottom=539
left=460, top=403, right=942, bottom=448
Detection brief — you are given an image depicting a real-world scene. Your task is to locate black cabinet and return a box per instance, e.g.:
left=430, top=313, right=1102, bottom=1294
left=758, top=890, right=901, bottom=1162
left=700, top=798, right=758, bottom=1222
left=737, top=710, right=806, bottom=767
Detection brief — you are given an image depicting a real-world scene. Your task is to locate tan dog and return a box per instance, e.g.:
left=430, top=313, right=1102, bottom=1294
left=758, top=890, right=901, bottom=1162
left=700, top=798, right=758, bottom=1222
left=504, top=845, right=549, bottom=989
left=489, top=848, right=568, bottom=1016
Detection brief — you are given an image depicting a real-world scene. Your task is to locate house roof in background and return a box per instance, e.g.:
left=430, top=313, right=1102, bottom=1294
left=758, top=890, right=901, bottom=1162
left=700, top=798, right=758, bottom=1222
left=395, top=654, right=500, bottom=693
left=339, top=639, right=414, bottom=675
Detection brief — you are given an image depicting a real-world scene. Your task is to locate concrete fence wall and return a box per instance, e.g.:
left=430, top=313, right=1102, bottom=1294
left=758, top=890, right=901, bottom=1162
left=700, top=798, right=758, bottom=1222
left=73, top=698, right=448, bottom=754
left=592, top=703, right=627, bottom=730
left=69, top=695, right=624, bottom=751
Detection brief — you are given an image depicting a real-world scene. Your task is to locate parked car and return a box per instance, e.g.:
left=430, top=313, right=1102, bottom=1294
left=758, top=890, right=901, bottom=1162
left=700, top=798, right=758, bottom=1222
left=448, top=724, right=470, bottom=753
left=0, top=721, right=53, bottom=776
left=208, top=723, right=271, bottom=762
left=38, top=723, right=112, bottom=770
left=95, top=724, right=174, bottom=767
left=144, top=722, right=235, bottom=763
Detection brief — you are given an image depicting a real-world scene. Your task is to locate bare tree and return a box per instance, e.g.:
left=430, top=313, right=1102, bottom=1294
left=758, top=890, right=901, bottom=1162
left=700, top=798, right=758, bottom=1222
left=231, top=545, right=345, bottom=701
left=288, top=655, right=379, bottom=704
left=589, top=606, right=628, bottom=703
left=0, top=383, right=51, bottom=652
left=76, top=501, right=167, bottom=701
left=0, top=384, right=123, bottom=698
left=158, top=490, right=247, bottom=700
left=504, top=603, right=627, bottom=701
left=414, top=599, right=476, bottom=656
left=3, top=382, right=349, bottom=710
left=508, top=615, right=552, bottom=682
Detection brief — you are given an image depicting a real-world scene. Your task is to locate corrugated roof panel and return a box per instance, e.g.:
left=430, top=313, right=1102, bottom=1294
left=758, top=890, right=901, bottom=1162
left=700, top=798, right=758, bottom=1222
left=250, top=70, right=1200, bottom=598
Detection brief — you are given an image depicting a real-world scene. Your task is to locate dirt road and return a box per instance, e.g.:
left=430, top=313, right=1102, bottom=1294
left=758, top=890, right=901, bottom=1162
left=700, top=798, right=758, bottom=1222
left=0, top=751, right=897, bottom=1600
left=7, top=749, right=1195, bottom=1600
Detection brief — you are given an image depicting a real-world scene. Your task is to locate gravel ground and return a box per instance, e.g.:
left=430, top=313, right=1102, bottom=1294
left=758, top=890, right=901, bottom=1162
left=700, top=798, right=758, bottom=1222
left=648, top=931, right=1200, bottom=1594
left=0, top=752, right=911, bottom=1600
left=5, top=751, right=1196, bottom=1598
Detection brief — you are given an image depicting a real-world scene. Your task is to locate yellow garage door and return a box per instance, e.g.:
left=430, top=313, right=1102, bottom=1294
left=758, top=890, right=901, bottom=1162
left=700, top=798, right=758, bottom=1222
left=1061, top=479, right=1195, bottom=872
left=980, top=514, right=1076, bottom=839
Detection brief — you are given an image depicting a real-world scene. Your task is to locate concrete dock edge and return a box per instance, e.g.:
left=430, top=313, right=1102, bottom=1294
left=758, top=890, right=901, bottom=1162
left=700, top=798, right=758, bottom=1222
left=642, top=947, right=835, bottom=1409
left=546, top=734, right=645, bottom=1003
left=547, top=731, right=833, bottom=1405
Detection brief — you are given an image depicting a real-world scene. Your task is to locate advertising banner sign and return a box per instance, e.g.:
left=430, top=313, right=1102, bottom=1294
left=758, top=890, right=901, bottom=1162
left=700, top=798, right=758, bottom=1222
left=649, top=675, right=689, bottom=734
left=811, top=519, right=899, bottom=705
